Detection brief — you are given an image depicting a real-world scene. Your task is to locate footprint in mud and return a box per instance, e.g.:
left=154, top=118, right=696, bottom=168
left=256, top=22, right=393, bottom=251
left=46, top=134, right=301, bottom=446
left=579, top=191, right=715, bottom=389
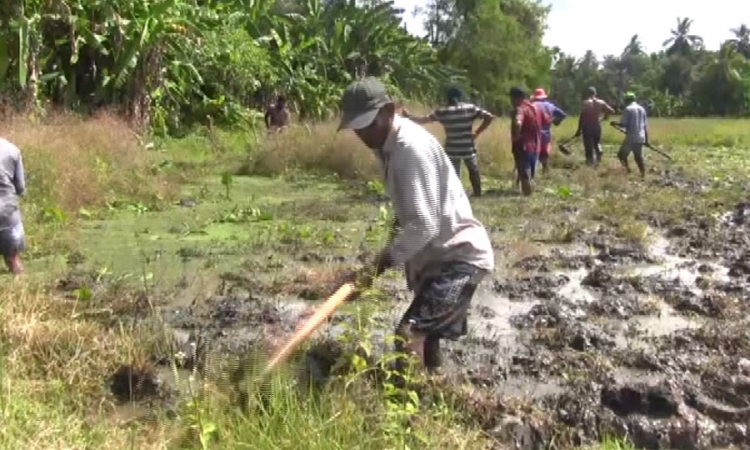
left=533, top=320, right=616, bottom=352
left=492, top=273, right=570, bottom=301
left=512, top=251, right=595, bottom=272
left=510, top=300, right=583, bottom=329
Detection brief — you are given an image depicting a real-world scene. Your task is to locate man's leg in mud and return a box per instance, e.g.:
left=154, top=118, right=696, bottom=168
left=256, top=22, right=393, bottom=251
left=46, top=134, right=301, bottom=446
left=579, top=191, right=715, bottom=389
left=512, top=146, right=533, bottom=196
left=390, top=321, right=427, bottom=387
left=389, top=263, right=485, bottom=384
left=582, top=133, right=595, bottom=166
left=538, top=140, right=551, bottom=173
left=632, top=144, right=646, bottom=177
left=3, top=253, right=23, bottom=275
left=422, top=336, right=442, bottom=373
left=593, top=124, right=603, bottom=166
left=0, top=227, right=25, bottom=275
left=464, top=154, right=482, bottom=197
left=449, top=156, right=462, bottom=180
left=617, top=142, right=632, bottom=173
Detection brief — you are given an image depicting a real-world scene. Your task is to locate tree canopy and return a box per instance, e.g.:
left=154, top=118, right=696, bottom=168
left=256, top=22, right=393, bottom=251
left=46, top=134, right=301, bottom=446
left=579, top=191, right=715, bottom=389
left=1, top=0, right=748, bottom=134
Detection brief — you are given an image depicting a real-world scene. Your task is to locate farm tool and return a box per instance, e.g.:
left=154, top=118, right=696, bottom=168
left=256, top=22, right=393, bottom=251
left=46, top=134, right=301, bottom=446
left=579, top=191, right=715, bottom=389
left=609, top=123, right=672, bottom=160
left=263, top=282, right=356, bottom=377
left=557, top=135, right=578, bottom=155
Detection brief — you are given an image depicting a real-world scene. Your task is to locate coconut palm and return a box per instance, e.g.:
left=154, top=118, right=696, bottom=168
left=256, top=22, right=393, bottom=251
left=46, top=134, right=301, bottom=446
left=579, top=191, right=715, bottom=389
left=728, top=24, right=750, bottom=58
left=663, top=17, right=703, bottom=56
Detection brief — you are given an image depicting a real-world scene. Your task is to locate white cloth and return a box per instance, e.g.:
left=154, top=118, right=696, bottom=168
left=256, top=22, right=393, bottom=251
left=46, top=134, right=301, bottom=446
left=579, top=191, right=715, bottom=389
left=375, top=115, right=495, bottom=281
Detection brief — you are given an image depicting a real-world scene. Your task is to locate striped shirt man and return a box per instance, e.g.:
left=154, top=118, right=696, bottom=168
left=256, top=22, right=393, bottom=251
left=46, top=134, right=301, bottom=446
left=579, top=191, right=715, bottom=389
left=428, top=103, right=493, bottom=158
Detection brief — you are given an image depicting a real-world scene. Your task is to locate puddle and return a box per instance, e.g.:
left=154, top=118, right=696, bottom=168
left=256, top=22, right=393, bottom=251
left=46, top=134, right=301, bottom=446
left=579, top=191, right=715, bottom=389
left=603, top=296, right=697, bottom=350
left=556, top=267, right=597, bottom=304
left=495, top=376, right=565, bottom=399
left=469, top=285, right=536, bottom=348
left=631, top=299, right=698, bottom=337
left=627, top=233, right=731, bottom=289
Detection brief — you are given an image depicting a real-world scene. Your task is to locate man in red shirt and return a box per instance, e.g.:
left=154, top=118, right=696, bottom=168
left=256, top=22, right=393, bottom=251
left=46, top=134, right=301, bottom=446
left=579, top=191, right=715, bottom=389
left=510, top=87, right=550, bottom=196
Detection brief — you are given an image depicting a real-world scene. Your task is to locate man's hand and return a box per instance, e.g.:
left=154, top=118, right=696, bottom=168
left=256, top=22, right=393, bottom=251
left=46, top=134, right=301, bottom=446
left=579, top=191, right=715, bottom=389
left=336, top=252, right=390, bottom=301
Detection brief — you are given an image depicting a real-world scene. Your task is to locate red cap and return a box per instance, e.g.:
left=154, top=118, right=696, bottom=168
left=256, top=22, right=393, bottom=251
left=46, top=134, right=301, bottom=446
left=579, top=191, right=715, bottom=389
left=532, top=88, right=548, bottom=100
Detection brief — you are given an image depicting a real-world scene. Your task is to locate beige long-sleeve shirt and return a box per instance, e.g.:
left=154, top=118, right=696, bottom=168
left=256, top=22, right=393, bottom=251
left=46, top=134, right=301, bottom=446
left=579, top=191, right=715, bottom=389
left=374, top=115, right=494, bottom=282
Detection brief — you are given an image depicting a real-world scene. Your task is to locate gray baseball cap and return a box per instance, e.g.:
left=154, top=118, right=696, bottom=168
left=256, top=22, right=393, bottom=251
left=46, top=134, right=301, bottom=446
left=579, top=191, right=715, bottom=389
left=337, top=77, right=392, bottom=131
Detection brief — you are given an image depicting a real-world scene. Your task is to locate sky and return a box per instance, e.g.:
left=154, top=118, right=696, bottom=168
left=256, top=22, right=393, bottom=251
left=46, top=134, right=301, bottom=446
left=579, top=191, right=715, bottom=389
left=392, top=0, right=746, bottom=58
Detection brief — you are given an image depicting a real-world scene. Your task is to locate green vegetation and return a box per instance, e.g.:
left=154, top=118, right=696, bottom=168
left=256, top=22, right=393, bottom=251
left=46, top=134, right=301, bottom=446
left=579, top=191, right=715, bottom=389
left=2, top=0, right=750, bottom=449
left=1, top=111, right=748, bottom=449
left=2, top=0, right=748, bottom=138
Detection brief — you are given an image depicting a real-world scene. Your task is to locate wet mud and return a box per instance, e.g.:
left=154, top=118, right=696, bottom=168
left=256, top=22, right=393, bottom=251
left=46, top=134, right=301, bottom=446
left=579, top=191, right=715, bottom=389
left=93, top=200, right=750, bottom=448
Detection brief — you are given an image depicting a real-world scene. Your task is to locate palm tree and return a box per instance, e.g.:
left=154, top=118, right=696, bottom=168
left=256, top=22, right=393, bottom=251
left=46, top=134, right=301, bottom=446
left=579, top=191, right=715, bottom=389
left=663, top=17, right=704, bottom=56
left=622, top=34, right=643, bottom=57
left=728, top=24, right=750, bottom=58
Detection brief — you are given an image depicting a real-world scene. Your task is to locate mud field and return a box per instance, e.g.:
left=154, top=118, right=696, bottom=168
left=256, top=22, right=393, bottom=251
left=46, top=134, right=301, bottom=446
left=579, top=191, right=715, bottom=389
left=58, top=173, right=750, bottom=449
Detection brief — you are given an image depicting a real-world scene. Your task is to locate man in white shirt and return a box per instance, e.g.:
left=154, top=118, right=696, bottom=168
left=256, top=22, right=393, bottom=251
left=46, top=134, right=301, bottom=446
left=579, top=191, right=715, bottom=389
left=612, top=91, right=648, bottom=178
left=337, top=77, right=495, bottom=376
left=0, top=137, right=26, bottom=275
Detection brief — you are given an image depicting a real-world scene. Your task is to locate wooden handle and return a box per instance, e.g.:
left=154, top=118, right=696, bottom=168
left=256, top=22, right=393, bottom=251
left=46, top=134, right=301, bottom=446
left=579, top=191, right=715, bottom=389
left=263, top=283, right=356, bottom=375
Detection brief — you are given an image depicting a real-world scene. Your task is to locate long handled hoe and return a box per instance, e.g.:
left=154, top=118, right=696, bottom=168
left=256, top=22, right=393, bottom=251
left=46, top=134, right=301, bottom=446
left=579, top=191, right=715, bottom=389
left=261, top=283, right=356, bottom=378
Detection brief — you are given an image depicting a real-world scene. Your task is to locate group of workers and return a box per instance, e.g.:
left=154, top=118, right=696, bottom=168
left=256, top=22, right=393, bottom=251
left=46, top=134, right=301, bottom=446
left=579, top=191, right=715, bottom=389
left=336, top=77, right=651, bottom=381
left=401, top=84, right=650, bottom=197
left=0, top=77, right=651, bottom=388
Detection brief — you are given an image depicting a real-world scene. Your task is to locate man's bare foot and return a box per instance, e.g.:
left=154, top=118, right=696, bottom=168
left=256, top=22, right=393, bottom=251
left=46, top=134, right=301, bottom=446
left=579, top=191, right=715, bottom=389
left=4, top=254, right=23, bottom=275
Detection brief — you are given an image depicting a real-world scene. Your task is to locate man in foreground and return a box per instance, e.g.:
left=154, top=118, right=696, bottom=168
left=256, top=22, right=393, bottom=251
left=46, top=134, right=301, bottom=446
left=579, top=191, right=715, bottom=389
left=613, top=92, right=648, bottom=178
left=575, top=87, right=615, bottom=166
left=0, top=137, right=27, bottom=275
left=530, top=88, right=567, bottom=173
left=402, top=87, right=493, bottom=197
left=337, top=77, right=495, bottom=376
left=510, top=87, right=549, bottom=196
left=264, top=95, right=290, bottom=133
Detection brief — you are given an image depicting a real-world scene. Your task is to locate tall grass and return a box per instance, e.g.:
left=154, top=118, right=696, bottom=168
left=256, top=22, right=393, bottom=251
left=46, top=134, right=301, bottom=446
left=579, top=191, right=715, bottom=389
left=1, top=111, right=175, bottom=257
left=2, top=112, right=172, bottom=214
left=247, top=115, right=750, bottom=181
left=0, top=280, right=489, bottom=450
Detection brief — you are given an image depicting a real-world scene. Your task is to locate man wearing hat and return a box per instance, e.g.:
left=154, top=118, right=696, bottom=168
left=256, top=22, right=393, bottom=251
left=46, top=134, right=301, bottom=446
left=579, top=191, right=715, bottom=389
left=336, top=77, right=495, bottom=377
left=402, top=87, right=493, bottom=197
left=530, top=88, right=567, bottom=173
left=612, top=91, right=648, bottom=178
left=509, top=87, right=550, bottom=196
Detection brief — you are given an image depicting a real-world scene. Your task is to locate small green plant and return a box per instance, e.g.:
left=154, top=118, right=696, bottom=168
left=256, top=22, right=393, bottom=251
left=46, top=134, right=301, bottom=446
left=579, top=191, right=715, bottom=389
left=39, top=205, right=67, bottom=224
left=366, top=179, right=386, bottom=197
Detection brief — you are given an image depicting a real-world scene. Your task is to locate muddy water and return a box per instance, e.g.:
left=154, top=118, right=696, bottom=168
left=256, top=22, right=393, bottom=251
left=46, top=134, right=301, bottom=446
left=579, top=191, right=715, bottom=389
left=119, top=202, right=750, bottom=449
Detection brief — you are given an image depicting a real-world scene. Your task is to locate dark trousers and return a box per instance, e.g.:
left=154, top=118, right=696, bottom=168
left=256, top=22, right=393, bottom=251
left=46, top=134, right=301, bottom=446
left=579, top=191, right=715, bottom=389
left=581, top=123, right=603, bottom=166
left=449, top=154, right=482, bottom=196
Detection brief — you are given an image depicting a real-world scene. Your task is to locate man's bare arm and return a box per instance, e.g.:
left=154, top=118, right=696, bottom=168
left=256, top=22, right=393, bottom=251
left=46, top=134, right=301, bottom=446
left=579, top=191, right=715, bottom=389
left=402, top=109, right=436, bottom=124
left=473, top=107, right=494, bottom=139
left=600, top=99, right=615, bottom=118
left=511, top=108, right=523, bottom=141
